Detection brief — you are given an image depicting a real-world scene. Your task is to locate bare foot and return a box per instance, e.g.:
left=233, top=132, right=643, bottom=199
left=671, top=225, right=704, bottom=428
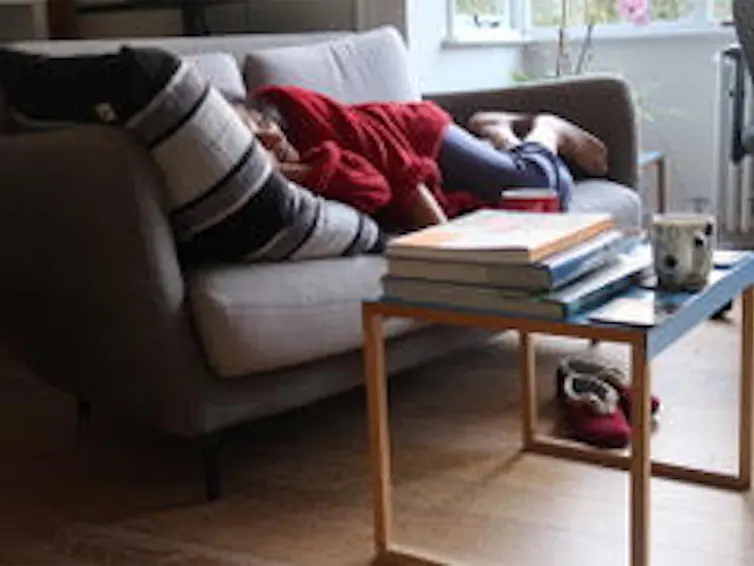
left=474, top=124, right=522, bottom=150
left=533, top=114, right=608, bottom=176
left=468, top=111, right=532, bottom=150
left=469, top=111, right=533, bottom=133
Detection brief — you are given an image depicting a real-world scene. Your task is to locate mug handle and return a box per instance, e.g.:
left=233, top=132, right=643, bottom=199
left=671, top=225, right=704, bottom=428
left=693, top=230, right=708, bottom=249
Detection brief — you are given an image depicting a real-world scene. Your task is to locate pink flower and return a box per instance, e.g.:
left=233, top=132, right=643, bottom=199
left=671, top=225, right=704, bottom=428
left=617, top=0, right=650, bottom=25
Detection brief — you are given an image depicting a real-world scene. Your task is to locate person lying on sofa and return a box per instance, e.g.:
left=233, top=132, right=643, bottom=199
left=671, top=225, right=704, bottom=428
left=232, top=84, right=609, bottom=231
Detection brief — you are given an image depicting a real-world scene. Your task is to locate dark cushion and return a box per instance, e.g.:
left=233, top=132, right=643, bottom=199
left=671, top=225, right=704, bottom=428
left=0, top=46, right=178, bottom=128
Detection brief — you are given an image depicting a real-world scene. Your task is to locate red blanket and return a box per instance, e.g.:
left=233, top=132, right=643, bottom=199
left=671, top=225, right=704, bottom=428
left=252, top=85, right=485, bottom=225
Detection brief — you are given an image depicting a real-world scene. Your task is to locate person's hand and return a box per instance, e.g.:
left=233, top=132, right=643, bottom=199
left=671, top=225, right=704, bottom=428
left=408, top=183, right=448, bottom=229
left=279, top=162, right=313, bottom=184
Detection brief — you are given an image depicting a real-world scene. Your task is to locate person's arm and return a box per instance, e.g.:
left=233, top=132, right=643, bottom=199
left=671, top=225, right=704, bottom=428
left=286, top=144, right=448, bottom=230
left=298, top=142, right=393, bottom=216
left=410, top=183, right=448, bottom=228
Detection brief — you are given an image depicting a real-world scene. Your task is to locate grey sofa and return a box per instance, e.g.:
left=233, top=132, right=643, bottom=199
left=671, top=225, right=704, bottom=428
left=0, top=26, right=641, bottom=499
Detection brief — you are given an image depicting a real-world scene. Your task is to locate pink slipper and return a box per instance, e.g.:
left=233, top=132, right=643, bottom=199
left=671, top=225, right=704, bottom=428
left=560, top=372, right=631, bottom=449
left=557, top=357, right=662, bottom=424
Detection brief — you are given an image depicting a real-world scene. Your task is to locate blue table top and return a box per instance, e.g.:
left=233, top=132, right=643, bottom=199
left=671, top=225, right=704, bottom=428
left=619, top=251, right=754, bottom=357
left=377, top=251, right=754, bottom=360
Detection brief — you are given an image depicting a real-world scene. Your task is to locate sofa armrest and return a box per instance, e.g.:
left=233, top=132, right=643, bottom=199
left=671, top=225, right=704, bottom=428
left=0, top=126, right=213, bottom=437
left=426, top=75, right=639, bottom=190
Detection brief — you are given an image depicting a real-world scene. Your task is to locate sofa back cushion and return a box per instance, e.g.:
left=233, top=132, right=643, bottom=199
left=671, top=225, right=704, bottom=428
left=244, top=26, right=420, bottom=104
left=183, top=52, right=247, bottom=104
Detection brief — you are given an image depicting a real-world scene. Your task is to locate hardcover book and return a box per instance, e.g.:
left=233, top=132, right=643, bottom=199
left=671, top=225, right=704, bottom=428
left=386, top=209, right=615, bottom=265
left=382, top=245, right=652, bottom=320
left=387, top=229, right=639, bottom=292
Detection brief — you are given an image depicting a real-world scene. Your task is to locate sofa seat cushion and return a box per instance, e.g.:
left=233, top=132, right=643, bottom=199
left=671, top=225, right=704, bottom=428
left=570, top=179, right=642, bottom=230
left=188, top=256, right=417, bottom=378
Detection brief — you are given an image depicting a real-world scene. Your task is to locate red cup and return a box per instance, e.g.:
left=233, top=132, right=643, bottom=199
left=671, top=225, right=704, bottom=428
left=500, top=188, right=559, bottom=212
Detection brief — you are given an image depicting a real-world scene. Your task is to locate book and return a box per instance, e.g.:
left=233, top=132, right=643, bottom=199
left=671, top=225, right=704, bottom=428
left=387, top=229, right=640, bottom=292
left=386, top=209, right=615, bottom=265
left=382, top=245, right=653, bottom=320
left=588, top=293, right=667, bottom=328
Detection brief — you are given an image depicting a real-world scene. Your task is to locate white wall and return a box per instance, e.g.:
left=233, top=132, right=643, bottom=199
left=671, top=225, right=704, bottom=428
left=404, top=0, right=521, bottom=94
left=523, top=30, right=736, bottom=209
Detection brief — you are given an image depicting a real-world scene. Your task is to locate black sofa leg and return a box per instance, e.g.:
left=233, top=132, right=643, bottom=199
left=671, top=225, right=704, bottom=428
left=201, top=435, right=222, bottom=501
left=77, top=398, right=91, bottom=427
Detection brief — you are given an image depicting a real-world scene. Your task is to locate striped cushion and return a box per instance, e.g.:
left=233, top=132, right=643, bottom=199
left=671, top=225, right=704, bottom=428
left=0, top=46, right=384, bottom=263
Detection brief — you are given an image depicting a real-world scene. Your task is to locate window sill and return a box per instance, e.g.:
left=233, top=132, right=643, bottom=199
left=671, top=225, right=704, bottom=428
left=442, top=28, right=528, bottom=48
left=529, top=21, right=735, bottom=43
left=443, top=22, right=735, bottom=49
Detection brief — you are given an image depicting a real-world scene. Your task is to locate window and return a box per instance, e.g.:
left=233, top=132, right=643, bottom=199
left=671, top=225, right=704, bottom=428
left=450, top=0, right=731, bottom=36
left=528, top=0, right=700, bottom=27
left=455, top=0, right=510, bottom=29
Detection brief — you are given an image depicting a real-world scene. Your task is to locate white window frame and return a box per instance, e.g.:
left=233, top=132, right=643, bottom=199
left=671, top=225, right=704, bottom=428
left=447, top=0, right=526, bottom=42
left=446, top=0, right=732, bottom=44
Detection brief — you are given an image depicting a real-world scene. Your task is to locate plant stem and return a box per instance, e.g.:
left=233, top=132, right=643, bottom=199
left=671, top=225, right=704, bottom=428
left=575, top=18, right=595, bottom=74
left=556, top=0, right=568, bottom=77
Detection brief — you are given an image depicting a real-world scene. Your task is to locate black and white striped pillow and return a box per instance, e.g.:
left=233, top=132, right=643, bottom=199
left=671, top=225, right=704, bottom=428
left=0, top=46, right=385, bottom=264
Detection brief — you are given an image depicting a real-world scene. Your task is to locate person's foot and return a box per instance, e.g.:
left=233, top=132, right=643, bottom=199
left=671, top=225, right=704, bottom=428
left=534, top=114, right=608, bottom=177
left=468, top=111, right=532, bottom=150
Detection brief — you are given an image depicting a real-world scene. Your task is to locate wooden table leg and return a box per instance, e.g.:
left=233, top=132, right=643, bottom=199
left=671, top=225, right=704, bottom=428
left=363, top=305, right=393, bottom=556
left=739, top=287, right=754, bottom=489
left=631, top=339, right=651, bottom=566
left=519, top=332, right=537, bottom=449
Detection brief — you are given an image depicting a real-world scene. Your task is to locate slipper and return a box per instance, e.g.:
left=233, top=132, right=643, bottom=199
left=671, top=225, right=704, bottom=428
left=559, top=372, right=631, bottom=449
left=557, top=357, right=662, bottom=423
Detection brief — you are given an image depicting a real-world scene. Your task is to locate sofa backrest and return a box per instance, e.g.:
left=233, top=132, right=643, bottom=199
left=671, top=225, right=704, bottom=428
left=0, top=26, right=420, bottom=128
left=5, top=29, right=347, bottom=62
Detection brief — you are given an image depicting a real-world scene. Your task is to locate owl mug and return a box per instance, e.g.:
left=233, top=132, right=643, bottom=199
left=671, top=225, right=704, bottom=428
left=651, top=213, right=715, bottom=292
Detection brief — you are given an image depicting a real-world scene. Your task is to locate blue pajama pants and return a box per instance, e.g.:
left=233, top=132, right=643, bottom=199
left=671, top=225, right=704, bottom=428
left=437, top=123, right=575, bottom=211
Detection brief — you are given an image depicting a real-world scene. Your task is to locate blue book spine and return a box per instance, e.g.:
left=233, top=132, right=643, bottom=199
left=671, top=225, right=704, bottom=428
left=546, top=232, right=639, bottom=289
left=562, top=271, right=641, bottom=318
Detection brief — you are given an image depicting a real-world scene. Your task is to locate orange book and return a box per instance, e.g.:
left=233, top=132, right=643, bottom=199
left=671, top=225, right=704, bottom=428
left=386, top=210, right=615, bottom=265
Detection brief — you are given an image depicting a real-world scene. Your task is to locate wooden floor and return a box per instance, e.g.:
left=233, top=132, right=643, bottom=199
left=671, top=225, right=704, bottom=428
left=1, top=309, right=753, bottom=565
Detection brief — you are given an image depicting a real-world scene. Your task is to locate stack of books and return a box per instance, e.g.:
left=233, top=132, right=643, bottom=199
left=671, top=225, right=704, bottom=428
left=382, top=209, right=652, bottom=320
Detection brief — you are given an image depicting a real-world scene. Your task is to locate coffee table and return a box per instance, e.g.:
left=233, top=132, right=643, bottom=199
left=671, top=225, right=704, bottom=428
left=361, top=252, right=754, bottom=566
